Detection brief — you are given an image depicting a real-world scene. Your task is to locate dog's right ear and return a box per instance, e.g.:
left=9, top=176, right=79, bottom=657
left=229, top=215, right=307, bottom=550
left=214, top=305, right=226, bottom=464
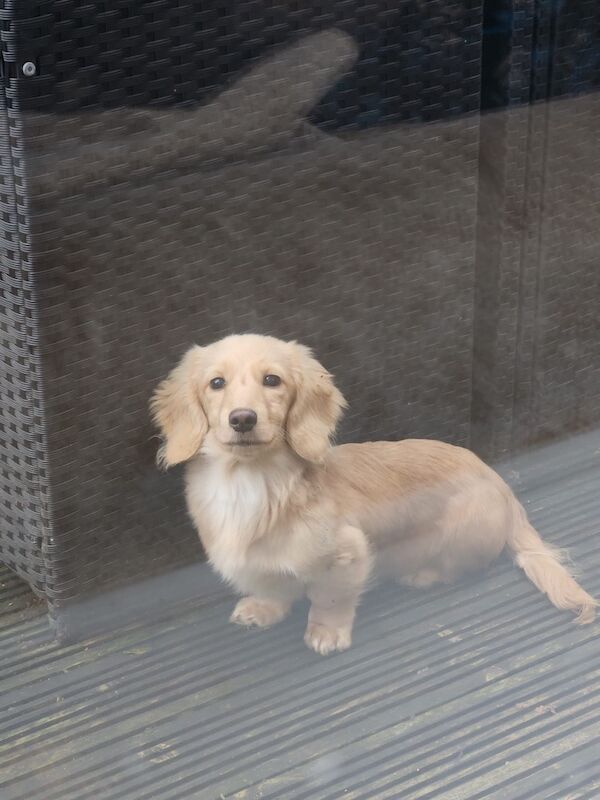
left=150, top=346, right=207, bottom=468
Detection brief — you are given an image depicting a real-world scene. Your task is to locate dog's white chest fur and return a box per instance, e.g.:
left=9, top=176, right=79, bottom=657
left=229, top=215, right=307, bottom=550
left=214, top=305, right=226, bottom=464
left=185, top=454, right=305, bottom=585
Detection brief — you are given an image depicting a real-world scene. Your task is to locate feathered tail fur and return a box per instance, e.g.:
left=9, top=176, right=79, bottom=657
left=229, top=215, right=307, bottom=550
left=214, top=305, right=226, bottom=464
left=507, top=504, right=597, bottom=624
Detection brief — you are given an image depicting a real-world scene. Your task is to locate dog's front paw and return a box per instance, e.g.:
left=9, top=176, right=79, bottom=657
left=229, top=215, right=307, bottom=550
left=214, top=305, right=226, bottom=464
left=230, top=597, right=288, bottom=628
left=304, top=622, right=352, bottom=655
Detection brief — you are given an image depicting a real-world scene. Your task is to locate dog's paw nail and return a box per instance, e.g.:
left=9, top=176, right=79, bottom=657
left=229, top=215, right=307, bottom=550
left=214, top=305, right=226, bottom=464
left=230, top=598, right=286, bottom=628
left=304, top=623, right=351, bottom=655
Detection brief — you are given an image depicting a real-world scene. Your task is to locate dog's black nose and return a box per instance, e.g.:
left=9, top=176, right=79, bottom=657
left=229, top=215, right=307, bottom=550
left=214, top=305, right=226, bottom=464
left=229, top=408, right=258, bottom=433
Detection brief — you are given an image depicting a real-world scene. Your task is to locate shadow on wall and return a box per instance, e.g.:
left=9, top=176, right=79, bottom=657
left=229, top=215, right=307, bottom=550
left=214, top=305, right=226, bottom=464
left=19, top=0, right=481, bottom=126
left=19, top=29, right=481, bottom=600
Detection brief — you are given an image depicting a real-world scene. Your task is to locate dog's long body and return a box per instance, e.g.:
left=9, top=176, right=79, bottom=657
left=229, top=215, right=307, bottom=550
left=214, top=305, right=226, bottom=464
left=152, top=334, right=596, bottom=654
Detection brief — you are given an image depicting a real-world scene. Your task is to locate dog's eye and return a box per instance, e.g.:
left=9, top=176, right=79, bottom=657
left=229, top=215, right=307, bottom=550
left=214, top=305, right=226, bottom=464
left=263, top=374, right=281, bottom=387
left=209, top=377, right=226, bottom=390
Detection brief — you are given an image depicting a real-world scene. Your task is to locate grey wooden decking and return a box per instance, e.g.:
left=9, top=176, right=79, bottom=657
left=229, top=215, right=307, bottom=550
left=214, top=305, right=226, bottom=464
left=1, top=431, right=600, bottom=800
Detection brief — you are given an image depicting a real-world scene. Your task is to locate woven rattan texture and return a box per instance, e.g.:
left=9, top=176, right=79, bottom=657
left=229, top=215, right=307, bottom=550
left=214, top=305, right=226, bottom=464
left=471, top=0, right=536, bottom=458
left=0, top=77, right=53, bottom=595
left=512, top=0, right=600, bottom=447
left=472, top=0, right=600, bottom=458
left=10, top=0, right=481, bottom=125
left=546, top=0, right=600, bottom=98
left=0, top=3, right=482, bottom=604
left=511, top=102, right=600, bottom=448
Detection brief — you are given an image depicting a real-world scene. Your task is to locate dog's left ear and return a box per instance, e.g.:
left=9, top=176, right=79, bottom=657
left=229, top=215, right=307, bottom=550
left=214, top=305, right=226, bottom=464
left=287, top=343, right=347, bottom=463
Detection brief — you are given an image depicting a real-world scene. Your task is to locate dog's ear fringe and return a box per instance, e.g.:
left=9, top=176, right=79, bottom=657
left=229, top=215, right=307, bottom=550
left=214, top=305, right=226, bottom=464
left=286, top=342, right=347, bottom=463
left=149, top=346, right=207, bottom=467
left=155, top=441, right=169, bottom=471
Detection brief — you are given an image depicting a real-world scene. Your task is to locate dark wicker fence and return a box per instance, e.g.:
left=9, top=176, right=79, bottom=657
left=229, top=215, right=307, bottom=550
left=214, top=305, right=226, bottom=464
left=0, top=0, right=598, bottom=629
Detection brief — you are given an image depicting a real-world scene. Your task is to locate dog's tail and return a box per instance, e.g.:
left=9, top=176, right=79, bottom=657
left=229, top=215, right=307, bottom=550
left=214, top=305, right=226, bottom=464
left=507, top=503, right=597, bottom=624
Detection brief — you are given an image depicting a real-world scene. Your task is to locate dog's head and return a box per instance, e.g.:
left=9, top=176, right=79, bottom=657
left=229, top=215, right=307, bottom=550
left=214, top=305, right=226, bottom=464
left=151, top=334, right=346, bottom=467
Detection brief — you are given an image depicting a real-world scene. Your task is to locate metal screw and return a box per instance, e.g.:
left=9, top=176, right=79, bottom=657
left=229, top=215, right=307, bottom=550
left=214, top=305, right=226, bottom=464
left=22, top=61, right=36, bottom=77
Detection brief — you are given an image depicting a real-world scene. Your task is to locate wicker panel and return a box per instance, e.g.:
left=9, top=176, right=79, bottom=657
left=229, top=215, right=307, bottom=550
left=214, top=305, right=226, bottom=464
left=0, top=3, right=483, bottom=606
left=513, top=95, right=600, bottom=447
left=0, top=70, right=52, bottom=596
left=11, top=0, right=481, bottom=124
left=512, top=0, right=600, bottom=446
left=472, top=0, right=600, bottom=458
left=471, top=0, right=536, bottom=458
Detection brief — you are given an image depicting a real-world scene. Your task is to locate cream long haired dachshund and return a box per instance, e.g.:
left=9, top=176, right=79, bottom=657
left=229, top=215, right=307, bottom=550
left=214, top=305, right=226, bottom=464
left=151, top=334, right=596, bottom=654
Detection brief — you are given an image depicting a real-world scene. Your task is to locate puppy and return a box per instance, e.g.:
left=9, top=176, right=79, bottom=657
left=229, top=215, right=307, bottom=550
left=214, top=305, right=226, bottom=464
left=151, top=334, right=597, bottom=654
